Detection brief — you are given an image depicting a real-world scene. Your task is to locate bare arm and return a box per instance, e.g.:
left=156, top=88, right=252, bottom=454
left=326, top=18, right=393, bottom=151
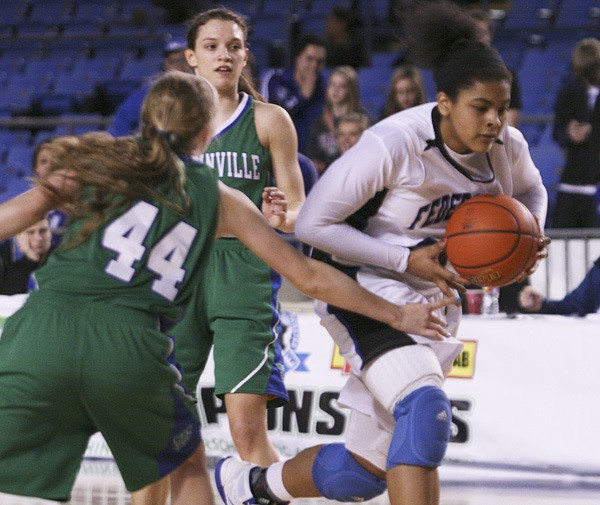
left=0, top=170, right=78, bottom=241
left=0, top=188, right=57, bottom=241
left=518, top=285, right=545, bottom=312
left=216, top=182, right=456, bottom=340
left=255, top=101, right=305, bottom=233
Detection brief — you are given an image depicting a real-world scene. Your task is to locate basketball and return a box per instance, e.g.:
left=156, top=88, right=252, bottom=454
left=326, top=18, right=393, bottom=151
left=444, top=194, right=541, bottom=287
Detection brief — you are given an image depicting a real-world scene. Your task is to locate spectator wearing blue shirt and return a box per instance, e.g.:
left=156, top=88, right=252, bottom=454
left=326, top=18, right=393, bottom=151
left=261, top=34, right=327, bottom=154
left=519, top=257, right=600, bottom=315
left=107, top=38, right=192, bottom=136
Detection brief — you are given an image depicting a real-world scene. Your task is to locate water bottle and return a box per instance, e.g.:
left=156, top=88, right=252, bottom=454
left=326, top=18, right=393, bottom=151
left=481, top=287, right=500, bottom=316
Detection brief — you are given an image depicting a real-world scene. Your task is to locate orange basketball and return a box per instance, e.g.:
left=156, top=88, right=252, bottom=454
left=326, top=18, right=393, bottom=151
left=444, top=194, right=541, bottom=287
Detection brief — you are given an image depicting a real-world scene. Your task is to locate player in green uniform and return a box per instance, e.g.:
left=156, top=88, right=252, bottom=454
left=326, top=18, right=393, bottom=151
left=178, top=6, right=307, bottom=468
left=0, top=72, right=457, bottom=503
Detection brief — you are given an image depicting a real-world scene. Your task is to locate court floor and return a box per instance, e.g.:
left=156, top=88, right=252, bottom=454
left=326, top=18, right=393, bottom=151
left=2, top=460, right=600, bottom=505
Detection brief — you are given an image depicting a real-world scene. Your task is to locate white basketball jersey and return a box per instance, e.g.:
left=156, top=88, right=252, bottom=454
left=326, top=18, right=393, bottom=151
left=297, top=102, right=545, bottom=296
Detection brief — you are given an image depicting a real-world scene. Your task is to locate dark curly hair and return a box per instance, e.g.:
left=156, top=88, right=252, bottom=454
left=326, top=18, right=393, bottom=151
left=407, top=1, right=511, bottom=100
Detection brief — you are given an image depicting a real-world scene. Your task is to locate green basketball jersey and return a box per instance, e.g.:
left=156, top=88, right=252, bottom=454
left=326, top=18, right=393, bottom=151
left=33, top=159, right=219, bottom=321
left=197, top=93, right=271, bottom=206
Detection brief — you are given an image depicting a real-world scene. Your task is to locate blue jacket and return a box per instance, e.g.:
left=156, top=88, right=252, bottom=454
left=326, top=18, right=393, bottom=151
left=262, top=67, right=326, bottom=154
left=106, top=83, right=150, bottom=136
left=540, top=256, right=600, bottom=315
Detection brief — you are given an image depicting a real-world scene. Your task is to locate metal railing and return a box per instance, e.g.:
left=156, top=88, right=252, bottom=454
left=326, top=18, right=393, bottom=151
left=535, top=228, right=600, bottom=299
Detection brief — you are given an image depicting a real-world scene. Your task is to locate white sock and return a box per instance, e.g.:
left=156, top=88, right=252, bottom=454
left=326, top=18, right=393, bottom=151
left=266, top=461, right=294, bottom=502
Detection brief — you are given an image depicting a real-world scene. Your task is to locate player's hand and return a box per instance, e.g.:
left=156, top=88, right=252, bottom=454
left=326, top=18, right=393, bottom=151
left=518, top=285, right=545, bottom=312
left=406, top=240, right=469, bottom=297
left=392, top=295, right=460, bottom=340
left=261, top=186, right=288, bottom=230
left=522, top=219, right=551, bottom=278
left=567, top=120, right=592, bottom=144
left=15, top=233, right=41, bottom=262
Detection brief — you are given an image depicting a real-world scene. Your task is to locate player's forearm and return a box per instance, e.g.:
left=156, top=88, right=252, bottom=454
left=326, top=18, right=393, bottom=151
left=298, top=257, right=399, bottom=328
left=0, top=188, right=56, bottom=241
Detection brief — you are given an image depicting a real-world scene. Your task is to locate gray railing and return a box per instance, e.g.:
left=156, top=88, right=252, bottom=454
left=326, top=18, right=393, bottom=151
left=535, top=228, right=600, bottom=299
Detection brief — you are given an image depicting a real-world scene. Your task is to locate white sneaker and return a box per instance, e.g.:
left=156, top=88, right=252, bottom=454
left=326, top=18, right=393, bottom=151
left=215, top=456, right=258, bottom=505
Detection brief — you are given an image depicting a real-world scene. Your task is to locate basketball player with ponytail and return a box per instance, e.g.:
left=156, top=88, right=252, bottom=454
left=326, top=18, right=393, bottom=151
left=0, top=72, right=457, bottom=503
left=214, top=2, right=550, bottom=505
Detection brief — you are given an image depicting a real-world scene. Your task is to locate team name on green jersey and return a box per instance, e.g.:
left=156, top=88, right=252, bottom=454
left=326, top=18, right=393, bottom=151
left=198, top=152, right=261, bottom=180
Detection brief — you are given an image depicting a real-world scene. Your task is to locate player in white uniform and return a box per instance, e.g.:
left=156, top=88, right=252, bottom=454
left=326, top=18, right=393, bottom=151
left=214, top=2, right=550, bottom=505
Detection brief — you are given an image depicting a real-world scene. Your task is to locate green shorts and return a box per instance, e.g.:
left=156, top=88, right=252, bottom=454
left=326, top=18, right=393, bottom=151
left=176, top=238, right=288, bottom=408
left=0, top=292, right=201, bottom=501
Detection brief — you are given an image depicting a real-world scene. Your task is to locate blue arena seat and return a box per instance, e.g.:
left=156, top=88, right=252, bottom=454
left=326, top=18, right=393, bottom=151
left=0, top=54, right=27, bottom=74
left=358, top=65, right=395, bottom=118
left=72, top=2, right=119, bottom=23
left=15, top=23, right=60, bottom=38
left=555, top=0, right=600, bottom=28
left=5, top=145, right=35, bottom=178
left=300, top=12, right=326, bottom=35
left=27, top=1, right=73, bottom=24
left=529, top=140, right=565, bottom=200
left=302, top=0, right=353, bottom=15
left=118, top=2, right=166, bottom=24
left=35, top=93, right=75, bottom=116
left=219, top=0, right=258, bottom=17
left=519, top=123, right=546, bottom=147
left=61, top=22, right=106, bottom=37
left=0, top=176, right=33, bottom=203
left=118, top=57, right=162, bottom=82
left=25, top=56, right=73, bottom=79
left=0, top=2, right=28, bottom=25
left=53, top=73, right=98, bottom=108
left=503, top=0, right=557, bottom=30
left=250, top=14, right=290, bottom=42
left=0, top=130, right=31, bottom=152
left=0, top=82, right=37, bottom=114
left=71, top=56, right=122, bottom=81
left=101, top=79, right=142, bottom=111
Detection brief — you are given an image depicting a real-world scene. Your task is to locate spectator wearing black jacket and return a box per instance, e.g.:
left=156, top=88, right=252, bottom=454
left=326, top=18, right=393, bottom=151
left=0, top=217, right=53, bottom=295
left=552, top=38, right=600, bottom=228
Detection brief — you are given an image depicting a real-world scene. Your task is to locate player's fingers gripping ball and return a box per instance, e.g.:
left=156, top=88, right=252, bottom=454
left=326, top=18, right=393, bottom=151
left=444, top=194, right=541, bottom=287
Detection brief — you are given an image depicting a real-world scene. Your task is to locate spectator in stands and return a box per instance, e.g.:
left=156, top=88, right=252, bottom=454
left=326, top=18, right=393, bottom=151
left=261, top=34, right=327, bottom=154
left=519, top=256, right=600, bottom=315
left=323, top=7, right=369, bottom=69
left=335, top=111, right=370, bottom=156
left=0, top=217, right=52, bottom=295
left=551, top=37, right=600, bottom=229
left=306, top=65, right=370, bottom=173
left=469, top=7, right=522, bottom=127
left=107, top=38, right=193, bottom=136
left=379, top=64, right=427, bottom=120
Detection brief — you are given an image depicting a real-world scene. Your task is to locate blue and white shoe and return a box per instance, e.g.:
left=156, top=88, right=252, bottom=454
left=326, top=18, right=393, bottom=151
left=215, top=456, right=258, bottom=505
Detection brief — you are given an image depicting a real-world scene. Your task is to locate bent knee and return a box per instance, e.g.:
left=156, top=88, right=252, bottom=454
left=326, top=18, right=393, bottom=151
left=387, top=386, right=451, bottom=469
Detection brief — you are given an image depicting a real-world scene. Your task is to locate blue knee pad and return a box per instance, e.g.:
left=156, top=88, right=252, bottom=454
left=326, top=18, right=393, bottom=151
left=312, top=443, right=387, bottom=502
left=387, top=386, right=451, bottom=469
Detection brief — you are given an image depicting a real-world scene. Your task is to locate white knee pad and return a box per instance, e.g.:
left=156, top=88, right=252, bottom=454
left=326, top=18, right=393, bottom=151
left=362, top=345, right=444, bottom=414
